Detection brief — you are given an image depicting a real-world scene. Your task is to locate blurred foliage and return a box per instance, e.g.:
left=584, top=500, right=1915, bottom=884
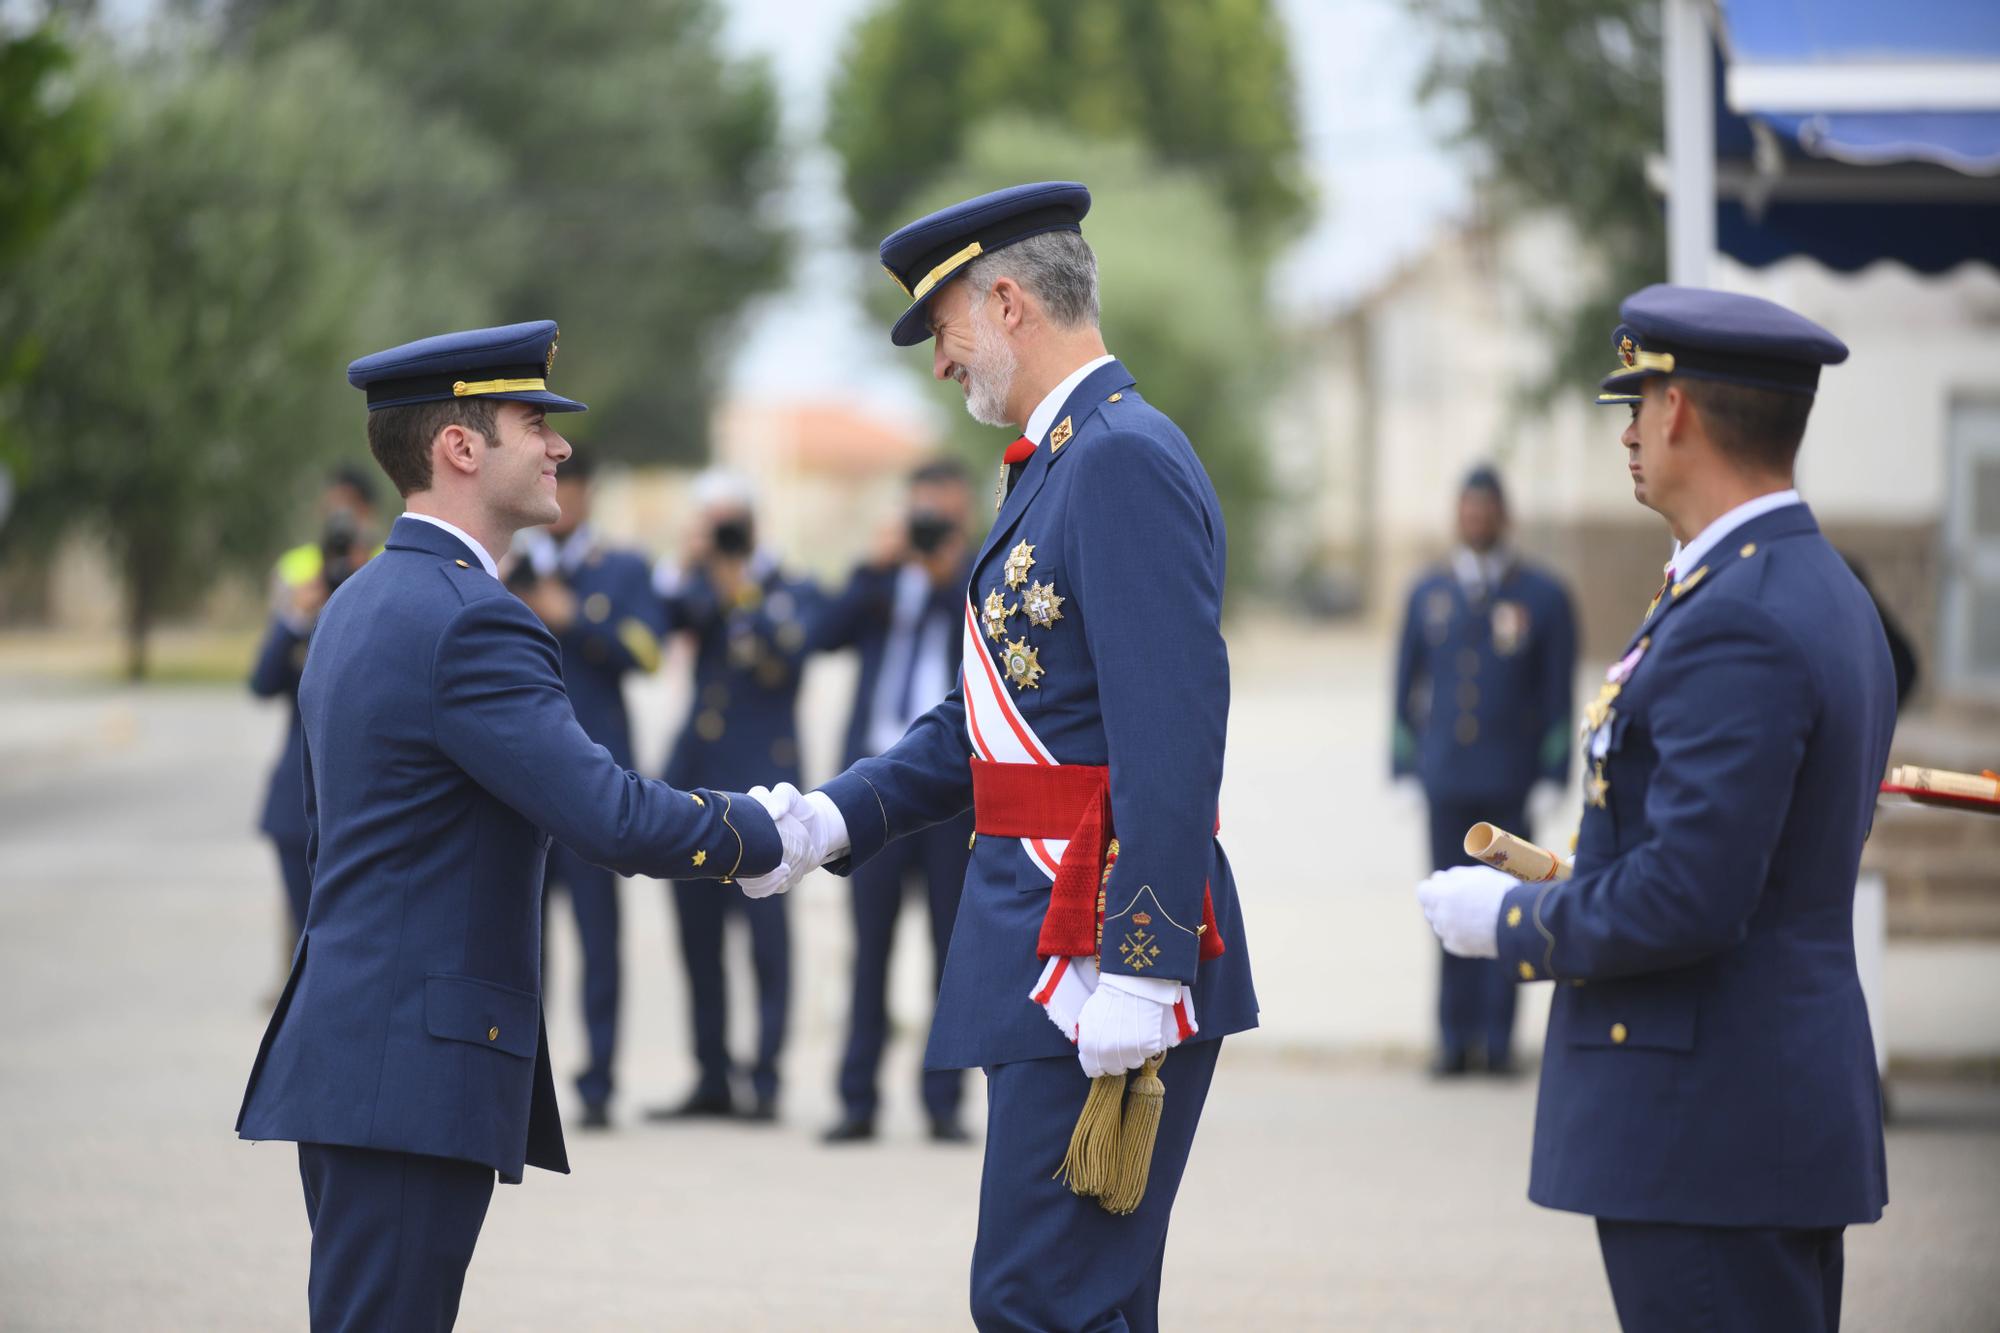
left=0, top=24, right=106, bottom=467
left=902, top=119, right=1275, bottom=582
left=3, top=39, right=510, bottom=677
left=225, top=0, right=790, bottom=464
left=1410, top=0, right=1666, bottom=404
left=828, top=0, right=1309, bottom=261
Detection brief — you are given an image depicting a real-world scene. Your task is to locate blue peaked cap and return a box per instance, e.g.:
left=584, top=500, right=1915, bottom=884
left=878, top=182, right=1091, bottom=346
left=1596, top=284, right=1848, bottom=406
left=347, top=320, right=586, bottom=413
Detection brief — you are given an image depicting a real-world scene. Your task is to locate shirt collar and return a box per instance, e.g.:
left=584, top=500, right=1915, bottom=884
left=1670, top=489, right=1802, bottom=576
left=1023, top=353, right=1116, bottom=447
left=402, top=511, right=500, bottom=578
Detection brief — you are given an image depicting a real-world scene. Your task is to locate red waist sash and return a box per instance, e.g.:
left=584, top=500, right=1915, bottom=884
left=969, top=757, right=1224, bottom=962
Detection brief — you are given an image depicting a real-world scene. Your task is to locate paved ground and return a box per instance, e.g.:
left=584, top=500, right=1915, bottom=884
left=2, top=622, right=1998, bottom=1329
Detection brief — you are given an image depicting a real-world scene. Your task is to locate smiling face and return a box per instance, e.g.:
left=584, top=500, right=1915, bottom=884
left=928, top=276, right=1019, bottom=428
left=479, top=401, right=571, bottom=531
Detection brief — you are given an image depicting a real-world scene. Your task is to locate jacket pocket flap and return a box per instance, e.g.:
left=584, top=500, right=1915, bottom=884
left=425, top=974, right=538, bottom=1059
left=1569, top=977, right=1697, bottom=1052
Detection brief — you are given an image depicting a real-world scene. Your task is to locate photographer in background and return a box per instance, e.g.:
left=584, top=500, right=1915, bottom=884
left=649, top=470, right=821, bottom=1123
left=506, top=452, right=665, bottom=1130
left=249, top=464, right=381, bottom=943
left=810, top=457, right=978, bottom=1145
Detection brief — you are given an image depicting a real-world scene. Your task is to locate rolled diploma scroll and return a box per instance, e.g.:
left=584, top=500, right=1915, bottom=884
left=1464, top=822, right=1572, bottom=882
left=1887, top=765, right=2000, bottom=801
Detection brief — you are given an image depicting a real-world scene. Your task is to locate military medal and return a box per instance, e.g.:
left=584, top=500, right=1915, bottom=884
left=1490, top=601, right=1528, bottom=656
left=1587, top=759, right=1611, bottom=808
left=1023, top=579, right=1065, bottom=628
left=982, top=588, right=1015, bottom=641
left=1004, top=540, right=1036, bottom=589
left=1001, top=637, right=1044, bottom=690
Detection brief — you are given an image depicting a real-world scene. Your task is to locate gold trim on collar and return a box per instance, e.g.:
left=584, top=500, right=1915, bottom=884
left=453, top=377, right=546, bottom=398
left=911, top=241, right=984, bottom=302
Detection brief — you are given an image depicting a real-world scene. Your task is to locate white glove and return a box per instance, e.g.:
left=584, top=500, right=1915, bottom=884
left=1074, top=972, right=1175, bottom=1078
left=1415, top=864, right=1512, bottom=959
left=736, top=786, right=809, bottom=899
left=792, top=785, right=850, bottom=865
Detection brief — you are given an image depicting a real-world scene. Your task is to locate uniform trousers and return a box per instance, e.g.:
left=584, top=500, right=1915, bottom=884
left=297, top=1142, right=495, bottom=1332
left=838, top=811, right=971, bottom=1123
left=543, top=842, right=621, bottom=1108
left=970, top=1037, right=1221, bottom=1332
left=1596, top=1218, right=1845, bottom=1332
left=670, top=881, right=789, bottom=1102
left=1426, top=795, right=1525, bottom=1065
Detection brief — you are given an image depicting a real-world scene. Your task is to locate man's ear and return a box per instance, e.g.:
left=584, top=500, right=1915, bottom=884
left=990, top=275, right=1028, bottom=332
left=434, top=422, right=482, bottom=479
left=1661, top=383, right=1693, bottom=445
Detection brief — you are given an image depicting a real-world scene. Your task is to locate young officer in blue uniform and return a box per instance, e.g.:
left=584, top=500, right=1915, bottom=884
left=758, top=183, right=1259, bottom=1331
left=812, top=458, right=978, bottom=1145
left=649, top=471, right=820, bottom=1123
left=1393, top=464, right=1576, bottom=1074
left=1418, top=286, right=1896, bottom=1332
left=509, top=452, right=666, bottom=1129
left=236, top=321, right=802, bottom=1332
left=249, top=465, right=380, bottom=939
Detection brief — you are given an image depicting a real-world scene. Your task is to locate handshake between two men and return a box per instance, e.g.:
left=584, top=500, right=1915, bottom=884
left=728, top=782, right=1186, bottom=1082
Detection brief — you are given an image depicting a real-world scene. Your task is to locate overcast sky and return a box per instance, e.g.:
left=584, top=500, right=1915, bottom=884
left=714, top=0, right=1473, bottom=427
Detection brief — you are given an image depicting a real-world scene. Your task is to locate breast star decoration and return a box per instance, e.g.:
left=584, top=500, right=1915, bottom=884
left=982, top=588, right=1016, bottom=641
left=1023, top=580, right=1065, bottom=629
left=1003, top=541, right=1036, bottom=590
left=1001, top=637, right=1044, bottom=690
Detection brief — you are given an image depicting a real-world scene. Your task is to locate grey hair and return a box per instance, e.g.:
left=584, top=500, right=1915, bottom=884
left=962, top=230, right=1100, bottom=330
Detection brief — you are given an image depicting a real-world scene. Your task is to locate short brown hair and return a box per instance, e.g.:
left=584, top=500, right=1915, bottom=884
left=365, top=398, right=499, bottom=497
left=1676, top=377, right=1814, bottom=477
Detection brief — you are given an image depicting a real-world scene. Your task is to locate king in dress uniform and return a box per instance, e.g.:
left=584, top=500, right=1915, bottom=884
left=235, top=321, right=802, bottom=1331
left=1418, top=286, right=1896, bottom=1332
left=757, top=183, right=1258, bottom=1332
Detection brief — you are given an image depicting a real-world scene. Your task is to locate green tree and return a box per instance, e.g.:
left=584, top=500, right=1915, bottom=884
left=0, top=24, right=105, bottom=471
left=903, top=119, right=1274, bottom=581
left=1410, top=0, right=1666, bottom=401
left=228, top=0, right=789, bottom=463
left=828, top=0, right=1309, bottom=259
left=4, top=39, right=509, bottom=677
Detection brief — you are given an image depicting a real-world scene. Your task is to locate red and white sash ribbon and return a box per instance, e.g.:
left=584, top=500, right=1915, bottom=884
left=961, top=597, right=1197, bottom=1046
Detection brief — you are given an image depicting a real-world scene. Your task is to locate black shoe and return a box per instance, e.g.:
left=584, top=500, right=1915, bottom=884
left=744, top=1095, right=779, bottom=1124
left=1481, top=1053, right=1519, bottom=1079
left=928, top=1116, right=972, bottom=1144
left=822, top=1116, right=877, bottom=1145
left=644, top=1089, right=736, bottom=1122
left=580, top=1102, right=612, bottom=1130
left=1429, top=1050, right=1470, bottom=1079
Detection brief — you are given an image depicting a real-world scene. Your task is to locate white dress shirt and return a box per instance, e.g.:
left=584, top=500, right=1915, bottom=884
left=1668, top=489, right=1802, bottom=577
left=404, top=512, right=499, bottom=577
left=1023, top=353, right=1117, bottom=446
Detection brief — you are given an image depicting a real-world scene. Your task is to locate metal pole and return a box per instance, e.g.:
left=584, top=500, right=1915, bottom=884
left=1664, top=0, right=1715, bottom=286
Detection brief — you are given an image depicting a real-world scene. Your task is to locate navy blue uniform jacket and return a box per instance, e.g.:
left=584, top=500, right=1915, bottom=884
left=819, top=360, right=1258, bottom=1070
left=236, top=517, right=782, bottom=1181
left=1393, top=559, right=1577, bottom=803
left=1496, top=504, right=1895, bottom=1227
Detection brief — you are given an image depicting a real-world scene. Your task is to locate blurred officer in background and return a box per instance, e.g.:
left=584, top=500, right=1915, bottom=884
left=508, top=453, right=665, bottom=1129
left=1393, top=464, right=1576, bottom=1076
left=249, top=464, right=380, bottom=940
left=811, top=457, right=978, bottom=1145
left=650, top=470, right=819, bottom=1123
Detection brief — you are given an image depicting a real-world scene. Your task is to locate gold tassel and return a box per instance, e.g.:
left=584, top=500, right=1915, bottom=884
left=1098, top=1052, right=1166, bottom=1216
left=1056, top=1072, right=1127, bottom=1198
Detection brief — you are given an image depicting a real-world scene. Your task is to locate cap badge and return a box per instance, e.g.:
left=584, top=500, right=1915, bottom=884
left=1619, top=335, right=1636, bottom=367
left=546, top=328, right=559, bottom=374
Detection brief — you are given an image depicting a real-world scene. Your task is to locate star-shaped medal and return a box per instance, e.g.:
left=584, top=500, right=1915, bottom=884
left=1586, top=761, right=1610, bottom=809
left=1003, top=541, right=1036, bottom=590
left=1023, top=580, right=1064, bottom=629
left=982, top=588, right=1015, bottom=641
left=1001, top=638, right=1044, bottom=691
